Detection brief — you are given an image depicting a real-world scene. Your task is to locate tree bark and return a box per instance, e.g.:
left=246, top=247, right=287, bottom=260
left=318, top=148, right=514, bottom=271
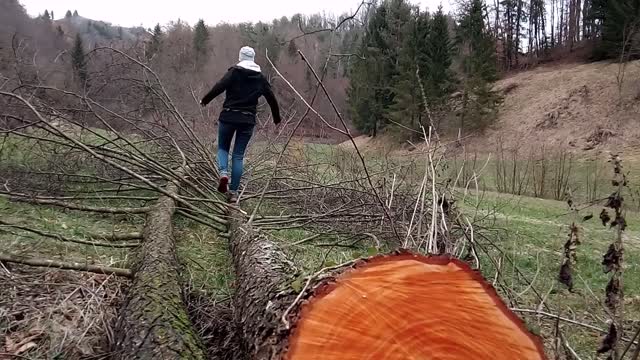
left=113, top=176, right=205, bottom=360
left=515, top=0, right=523, bottom=67
left=228, top=214, right=298, bottom=359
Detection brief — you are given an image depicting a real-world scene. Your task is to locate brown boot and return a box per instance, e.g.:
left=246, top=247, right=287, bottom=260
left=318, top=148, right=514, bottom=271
left=217, top=175, right=229, bottom=193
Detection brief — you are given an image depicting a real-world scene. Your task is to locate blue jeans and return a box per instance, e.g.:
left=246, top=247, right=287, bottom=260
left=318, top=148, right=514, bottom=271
left=217, top=121, right=254, bottom=191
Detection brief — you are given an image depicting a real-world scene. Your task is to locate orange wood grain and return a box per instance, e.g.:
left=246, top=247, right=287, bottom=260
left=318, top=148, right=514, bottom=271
left=285, top=254, right=547, bottom=360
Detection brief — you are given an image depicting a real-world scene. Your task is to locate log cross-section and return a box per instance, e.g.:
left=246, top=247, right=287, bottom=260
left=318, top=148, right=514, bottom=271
left=113, top=176, right=205, bottom=360
left=285, top=254, right=548, bottom=360
left=229, top=212, right=548, bottom=360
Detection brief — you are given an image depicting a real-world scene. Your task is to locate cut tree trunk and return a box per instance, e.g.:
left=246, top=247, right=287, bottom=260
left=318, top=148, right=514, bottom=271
left=228, top=215, right=298, bottom=358
left=113, top=177, right=205, bottom=360
left=229, top=217, right=548, bottom=360
left=285, top=254, right=547, bottom=359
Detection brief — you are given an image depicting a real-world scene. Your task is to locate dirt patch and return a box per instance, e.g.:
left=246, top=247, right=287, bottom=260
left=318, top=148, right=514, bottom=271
left=584, top=126, right=617, bottom=150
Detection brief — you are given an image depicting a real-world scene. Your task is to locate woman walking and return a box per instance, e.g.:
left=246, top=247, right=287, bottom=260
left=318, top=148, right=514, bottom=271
left=200, top=46, right=281, bottom=202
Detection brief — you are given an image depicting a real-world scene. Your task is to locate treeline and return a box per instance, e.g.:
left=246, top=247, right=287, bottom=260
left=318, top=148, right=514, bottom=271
left=348, top=0, right=500, bottom=137
left=488, top=0, right=640, bottom=67
left=2, top=0, right=366, bottom=139
left=5, top=0, right=637, bottom=141
left=138, top=14, right=364, bottom=137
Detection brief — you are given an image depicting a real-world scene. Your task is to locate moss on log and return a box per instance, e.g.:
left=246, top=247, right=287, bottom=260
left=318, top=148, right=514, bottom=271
left=113, top=177, right=205, bottom=360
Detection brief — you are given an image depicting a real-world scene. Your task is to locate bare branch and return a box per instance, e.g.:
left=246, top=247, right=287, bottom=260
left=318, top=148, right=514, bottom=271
left=0, top=253, right=131, bottom=277
left=0, top=220, right=140, bottom=248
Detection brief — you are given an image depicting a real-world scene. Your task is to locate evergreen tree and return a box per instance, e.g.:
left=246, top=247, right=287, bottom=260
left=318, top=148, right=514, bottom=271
left=457, top=0, right=500, bottom=132
left=193, top=19, right=210, bottom=68
left=348, top=2, right=394, bottom=136
left=71, top=34, right=88, bottom=84
left=592, top=0, right=640, bottom=59
left=73, top=10, right=79, bottom=17
left=43, top=10, right=50, bottom=20
left=51, top=10, right=54, bottom=20
left=389, top=7, right=428, bottom=132
left=458, top=0, right=497, bottom=83
left=148, top=23, right=163, bottom=59
left=287, top=40, right=298, bottom=58
left=65, top=10, right=72, bottom=18
left=424, top=6, right=455, bottom=106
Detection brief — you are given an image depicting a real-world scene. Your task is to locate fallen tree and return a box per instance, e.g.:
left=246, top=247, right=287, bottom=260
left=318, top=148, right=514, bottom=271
left=113, top=174, right=206, bottom=360
left=229, top=215, right=547, bottom=360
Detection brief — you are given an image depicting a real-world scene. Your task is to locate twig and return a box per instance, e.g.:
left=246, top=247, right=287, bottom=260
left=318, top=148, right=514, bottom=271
left=560, top=331, right=583, bottom=360
left=283, top=234, right=322, bottom=247
left=0, top=253, right=131, bottom=277
left=622, top=326, right=640, bottom=358
left=4, top=194, right=150, bottom=214
left=511, top=308, right=640, bottom=346
left=0, top=220, right=140, bottom=248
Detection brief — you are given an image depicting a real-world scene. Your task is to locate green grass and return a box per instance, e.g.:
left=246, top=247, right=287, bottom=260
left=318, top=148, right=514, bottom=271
left=459, top=189, right=640, bottom=356
left=4, top=128, right=639, bottom=357
left=449, top=152, right=640, bottom=209
left=284, top=141, right=640, bottom=355
left=174, top=219, right=232, bottom=298
left=0, top=196, right=139, bottom=267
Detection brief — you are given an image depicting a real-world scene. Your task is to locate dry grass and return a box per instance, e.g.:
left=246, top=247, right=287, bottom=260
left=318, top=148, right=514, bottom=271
left=466, top=59, right=640, bottom=154
left=0, top=266, right=126, bottom=359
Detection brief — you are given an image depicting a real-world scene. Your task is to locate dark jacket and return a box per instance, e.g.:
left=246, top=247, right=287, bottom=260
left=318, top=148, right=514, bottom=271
left=201, top=66, right=281, bottom=125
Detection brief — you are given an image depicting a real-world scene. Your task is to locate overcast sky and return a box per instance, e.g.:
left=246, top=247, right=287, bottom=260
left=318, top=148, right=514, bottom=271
left=19, top=0, right=453, bottom=28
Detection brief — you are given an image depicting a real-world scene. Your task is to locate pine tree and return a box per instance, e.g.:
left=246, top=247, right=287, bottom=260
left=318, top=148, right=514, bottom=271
left=65, top=10, right=72, bottom=18
left=51, top=10, right=54, bottom=20
left=73, top=10, right=79, bottom=17
left=71, top=34, right=88, bottom=84
left=348, top=2, right=393, bottom=136
left=592, top=0, right=640, bottom=59
left=389, top=7, right=427, bottom=132
left=457, top=0, right=500, bottom=132
left=193, top=19, right=210, bottom=68
left=43, top=10, right=50, bottom=21
left=148, top=23, right=163, bottom=59
left=348, top=0, right=417, bottom=136
left=424, top=6, right=455, bottom=106
left=287, top=40, right=298, bottom=58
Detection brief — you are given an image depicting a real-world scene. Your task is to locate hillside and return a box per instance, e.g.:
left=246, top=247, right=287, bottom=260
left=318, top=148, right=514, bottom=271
left=54, top=15, right=149, bottom=46
left=467, top=60, right=640, bottom=155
